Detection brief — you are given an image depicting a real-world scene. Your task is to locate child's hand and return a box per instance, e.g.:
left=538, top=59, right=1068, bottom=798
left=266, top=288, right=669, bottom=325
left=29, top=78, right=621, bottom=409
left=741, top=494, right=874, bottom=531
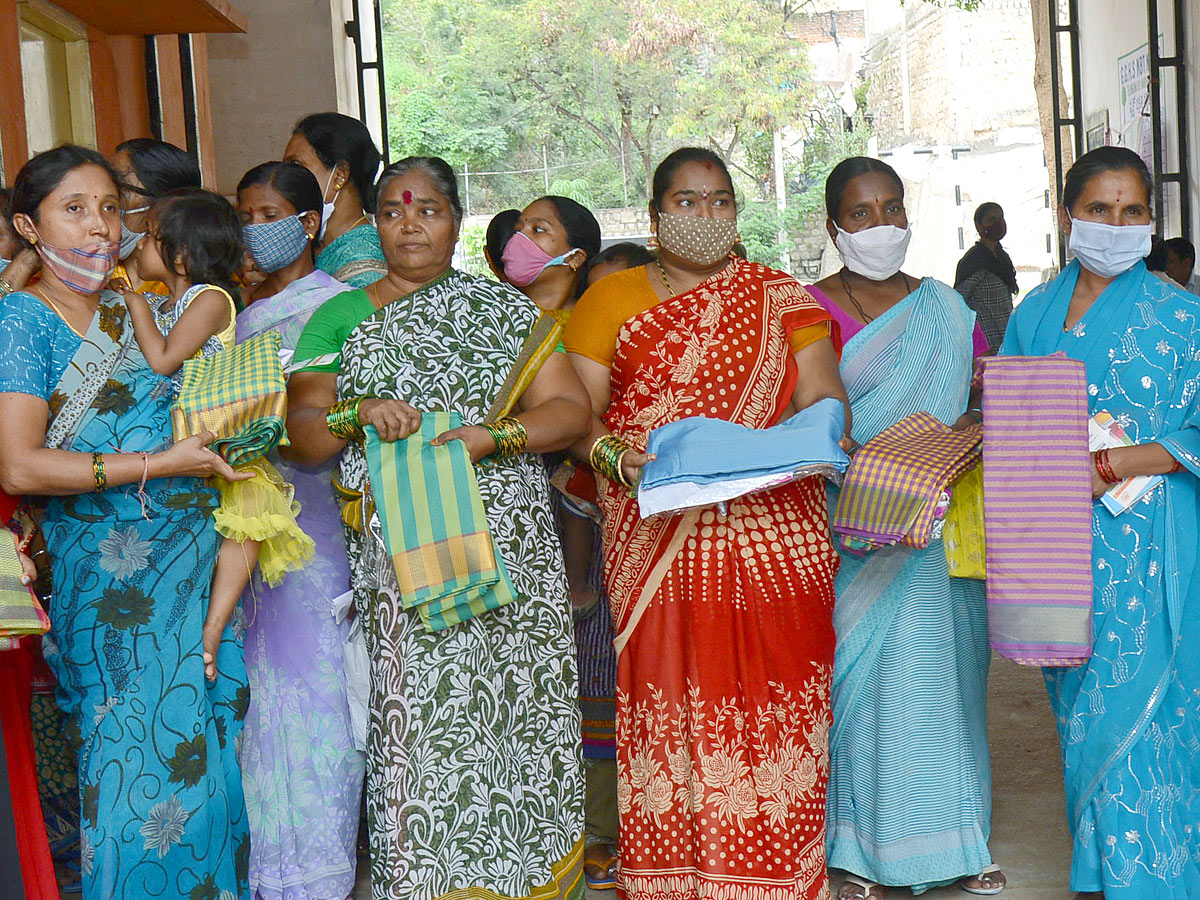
left=201, top=622, right=221, bottom=682
left=11, top=534, right=35, bottom=585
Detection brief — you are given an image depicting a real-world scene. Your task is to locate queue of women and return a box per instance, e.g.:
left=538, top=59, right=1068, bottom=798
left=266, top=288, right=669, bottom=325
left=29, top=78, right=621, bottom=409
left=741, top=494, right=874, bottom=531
left=0, top=105, right=1195, bottom=900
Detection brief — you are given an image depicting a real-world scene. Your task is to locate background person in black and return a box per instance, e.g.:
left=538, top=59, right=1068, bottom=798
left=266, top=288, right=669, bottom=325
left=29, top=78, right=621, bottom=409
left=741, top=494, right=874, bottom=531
left=954, top=202, right=1018, bottom=352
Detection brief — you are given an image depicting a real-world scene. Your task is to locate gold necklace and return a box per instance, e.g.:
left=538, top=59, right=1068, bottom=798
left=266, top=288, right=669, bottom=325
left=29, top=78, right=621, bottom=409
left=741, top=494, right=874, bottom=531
left=655, top=257, right=674, bottom=295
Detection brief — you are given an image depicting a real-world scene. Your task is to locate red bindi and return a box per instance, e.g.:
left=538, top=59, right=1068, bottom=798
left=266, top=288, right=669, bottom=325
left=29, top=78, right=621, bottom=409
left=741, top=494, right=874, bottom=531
left=402, top=190, right=412, bottom=204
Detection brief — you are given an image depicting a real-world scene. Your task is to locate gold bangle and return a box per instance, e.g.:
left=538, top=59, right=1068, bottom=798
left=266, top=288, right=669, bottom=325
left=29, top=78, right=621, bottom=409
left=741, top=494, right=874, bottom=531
left=326, top=399, right=366, bottom=441
left=589, top=434, right=634, bottom=490
left=91, top=451, right=107, bottom=491
left=0, top=277, right=12, bottom=296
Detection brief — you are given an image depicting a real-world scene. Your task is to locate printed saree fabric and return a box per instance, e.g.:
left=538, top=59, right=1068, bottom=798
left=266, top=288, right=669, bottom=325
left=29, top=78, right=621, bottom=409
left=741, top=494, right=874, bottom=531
left=235, top=274, right=365, bottom=900
left=815, top=278, right=994, bottom=889
left=315, top=223, right=387, bottom=289
left=0, top=290, right=249, bottom=900
left=1001, top=260, right=1200, bottom=898
left=309, top=269, right=584, bottom=900
left=599, top=257, right=839, bottom=900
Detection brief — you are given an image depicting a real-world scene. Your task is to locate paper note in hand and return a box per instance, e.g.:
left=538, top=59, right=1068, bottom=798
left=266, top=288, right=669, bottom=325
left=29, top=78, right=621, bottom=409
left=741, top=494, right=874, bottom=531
left=1087, top=411, right=1162, bottom=515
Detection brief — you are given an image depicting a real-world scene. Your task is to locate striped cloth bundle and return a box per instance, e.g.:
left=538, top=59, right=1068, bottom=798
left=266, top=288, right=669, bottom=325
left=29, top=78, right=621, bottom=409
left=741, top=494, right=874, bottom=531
left=833, top=412, right=982, bottom=552
left=979, top=354, right=1092, bottom=667
left=364, top=412, right=517, bottom=632
left=0, top=536, right=48, bottom=638
left=171, top=330, right=288, bottom=465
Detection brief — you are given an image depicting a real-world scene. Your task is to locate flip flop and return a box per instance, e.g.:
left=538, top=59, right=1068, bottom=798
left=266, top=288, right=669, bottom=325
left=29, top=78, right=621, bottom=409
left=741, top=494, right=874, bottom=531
left=960, top=864, right=1006, bottom=896
left=838, top=876, right=886, bottom=900
left=584, top=851, right=618, bottom=891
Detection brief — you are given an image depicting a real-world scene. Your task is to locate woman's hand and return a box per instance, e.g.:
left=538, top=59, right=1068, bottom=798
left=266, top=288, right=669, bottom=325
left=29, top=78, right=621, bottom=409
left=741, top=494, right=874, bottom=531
left=1089, top=450, right=1116, bottom=499
left=358, top=399, right=422, bottom=442
left=621, top=451, right=654, bottom=488
left=432, top=424, right=496, bottom=463
left=157, top=433, right=254, bottom=482
left=11, top=535, right=35, bottom=586
left=839, top=435, right=857, bottom=453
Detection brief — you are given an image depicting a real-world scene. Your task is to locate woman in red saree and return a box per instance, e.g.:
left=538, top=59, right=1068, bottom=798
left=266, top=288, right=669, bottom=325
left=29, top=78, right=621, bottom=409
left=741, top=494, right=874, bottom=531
left=564, top=147, right=849, bottom=900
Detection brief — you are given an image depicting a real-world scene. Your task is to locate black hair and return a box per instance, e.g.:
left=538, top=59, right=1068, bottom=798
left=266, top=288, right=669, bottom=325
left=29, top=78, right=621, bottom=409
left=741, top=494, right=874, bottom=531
left=236, top=161, right=324, bottom=220
left=824, top=156, right=904, bottom=221
left=536, top=196, right=602, bottom=262
left=8, top=144, right=120, bottom=249
left=150, top=189, right=243, bottom=295
left=1145, top=238, right=1169, bottom=272
left=293, top=112, right=383, bottom=214
left=376, top=157, right=463, bottom=224
left=1062, top=146, right=1153, bottom=214
left=486, top=209, right=519, bottom=265
left=1164, top=237, right=1195, bottom=265
left=116, top=138, right=201, bottom=200
left=585, top=241, right=655, bottom=282
left=651, top=147, right=734, bottom=213
left=973, top=202, right=1003, bottom=227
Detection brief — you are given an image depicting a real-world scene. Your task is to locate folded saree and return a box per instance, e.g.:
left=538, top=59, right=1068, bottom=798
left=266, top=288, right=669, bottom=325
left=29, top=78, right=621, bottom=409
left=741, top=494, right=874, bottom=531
left=833, top=412, right=982, bottom=551
left=637, top=397, right=850, bottom=518
left=978, top=354, right=1092, bottom=667
left=364, top=413, right=516, bottom=632
left=171, top=330, right=288, bottom=465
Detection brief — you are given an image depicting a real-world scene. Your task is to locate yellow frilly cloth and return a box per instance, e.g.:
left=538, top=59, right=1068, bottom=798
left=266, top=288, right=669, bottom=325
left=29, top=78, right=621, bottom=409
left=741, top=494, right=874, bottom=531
left=212, top=457, right=315, bottom=586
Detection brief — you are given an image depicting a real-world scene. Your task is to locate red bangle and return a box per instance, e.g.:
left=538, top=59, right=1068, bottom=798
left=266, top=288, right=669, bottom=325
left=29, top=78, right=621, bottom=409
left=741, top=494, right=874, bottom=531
left=1169, top=458, right=1184, bottom=474
left=1094, top=448, right=1120, bottom=485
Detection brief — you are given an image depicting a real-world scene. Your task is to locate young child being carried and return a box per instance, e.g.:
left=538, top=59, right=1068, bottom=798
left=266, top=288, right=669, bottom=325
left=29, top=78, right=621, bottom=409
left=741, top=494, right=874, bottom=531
left=121, top=188, right=313, bottom=680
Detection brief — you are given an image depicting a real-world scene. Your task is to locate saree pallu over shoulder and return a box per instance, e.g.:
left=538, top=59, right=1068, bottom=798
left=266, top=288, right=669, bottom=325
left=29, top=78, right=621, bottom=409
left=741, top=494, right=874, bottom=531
left=600, top=258, right=839, bottom=900
left=1002, top=261, right=1200, bottom=897
left=315, top=223, right=387, bottom=289
left=38, top=292, right=249, bottom=900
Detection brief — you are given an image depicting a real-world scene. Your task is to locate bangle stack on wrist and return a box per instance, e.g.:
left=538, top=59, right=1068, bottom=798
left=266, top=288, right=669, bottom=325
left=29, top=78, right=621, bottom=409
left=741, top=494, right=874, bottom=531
left=91, top=452, right=107, bottom=491
left=326, top=399, right=366, bottom=441
left=0, top=277, right=12, bottom=296
left=483, top=416, right=528, bottom=457
left=590, top=434, right=635, bottom=491
left=1094, top=448, right=1120, bottom=484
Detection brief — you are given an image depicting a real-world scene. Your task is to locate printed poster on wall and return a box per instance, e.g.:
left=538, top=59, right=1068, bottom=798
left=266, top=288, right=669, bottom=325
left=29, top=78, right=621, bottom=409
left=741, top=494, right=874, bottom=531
left=1118, top=42, right=1152, bottom=171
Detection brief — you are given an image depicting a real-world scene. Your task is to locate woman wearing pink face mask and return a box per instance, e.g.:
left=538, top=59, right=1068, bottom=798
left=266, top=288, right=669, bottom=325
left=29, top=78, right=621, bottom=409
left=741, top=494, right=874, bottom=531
left=502, top=195, right=601, bottom=314
left=0, top=144, right=253, bottom=900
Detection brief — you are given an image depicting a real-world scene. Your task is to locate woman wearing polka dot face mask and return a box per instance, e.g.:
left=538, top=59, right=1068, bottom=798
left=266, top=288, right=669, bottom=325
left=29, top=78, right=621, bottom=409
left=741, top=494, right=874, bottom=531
left=563, top=147, right=851, bottom=900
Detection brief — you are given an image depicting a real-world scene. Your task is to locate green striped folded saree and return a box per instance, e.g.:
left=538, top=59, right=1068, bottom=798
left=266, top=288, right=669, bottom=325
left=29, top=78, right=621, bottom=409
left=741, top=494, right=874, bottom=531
left=364, top=412, right=516, bottom=632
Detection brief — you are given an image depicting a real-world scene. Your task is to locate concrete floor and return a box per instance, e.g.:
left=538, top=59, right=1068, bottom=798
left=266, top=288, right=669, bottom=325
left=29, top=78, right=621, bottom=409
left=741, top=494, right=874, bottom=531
left=353, top=655, right=1073, bottom=900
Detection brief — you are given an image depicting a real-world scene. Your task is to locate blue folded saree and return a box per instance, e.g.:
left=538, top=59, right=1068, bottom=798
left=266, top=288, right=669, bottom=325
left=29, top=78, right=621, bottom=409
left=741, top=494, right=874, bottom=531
left=638, top=397, right=849, bottom=518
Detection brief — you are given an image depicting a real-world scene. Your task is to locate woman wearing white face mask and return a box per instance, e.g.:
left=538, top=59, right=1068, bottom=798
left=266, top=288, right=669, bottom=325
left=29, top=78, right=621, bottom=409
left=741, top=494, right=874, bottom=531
left=283, top=112, right=387, bottom=288
left=1001, top=146, right=1200, bottom=899
left=806, top=157, right=1003, bottom=900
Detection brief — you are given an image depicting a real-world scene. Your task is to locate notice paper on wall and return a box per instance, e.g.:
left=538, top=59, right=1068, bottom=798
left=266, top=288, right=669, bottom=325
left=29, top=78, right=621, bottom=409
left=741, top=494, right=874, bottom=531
left=1088, top=410, right=1162, bottom=515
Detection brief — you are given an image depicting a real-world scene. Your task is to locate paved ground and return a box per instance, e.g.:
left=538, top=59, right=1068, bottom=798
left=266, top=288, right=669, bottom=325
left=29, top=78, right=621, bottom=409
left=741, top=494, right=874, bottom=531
left=353, top=655, right=1073, bottom=899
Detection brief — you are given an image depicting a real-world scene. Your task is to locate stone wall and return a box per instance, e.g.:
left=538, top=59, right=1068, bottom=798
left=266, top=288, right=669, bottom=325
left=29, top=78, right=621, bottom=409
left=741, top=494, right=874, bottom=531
left=865, top=0, right=1037, bottom=147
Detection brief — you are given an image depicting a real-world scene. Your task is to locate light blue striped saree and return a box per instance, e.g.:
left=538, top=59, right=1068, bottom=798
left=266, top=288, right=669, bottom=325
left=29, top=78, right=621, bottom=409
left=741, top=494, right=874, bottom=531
left=822, top=278, right=994, bottom=890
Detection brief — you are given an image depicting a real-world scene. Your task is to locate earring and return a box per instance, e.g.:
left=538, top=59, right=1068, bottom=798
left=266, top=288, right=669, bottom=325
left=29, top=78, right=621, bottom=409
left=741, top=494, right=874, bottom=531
left=736, top=232, right=743, bottom=243
left=647, top=233, right=658, bottom=249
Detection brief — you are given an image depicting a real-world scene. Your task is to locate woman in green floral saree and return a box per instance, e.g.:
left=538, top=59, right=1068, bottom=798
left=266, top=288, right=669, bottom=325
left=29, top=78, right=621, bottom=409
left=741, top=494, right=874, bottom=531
left=287, top=156, right=591, bottom=900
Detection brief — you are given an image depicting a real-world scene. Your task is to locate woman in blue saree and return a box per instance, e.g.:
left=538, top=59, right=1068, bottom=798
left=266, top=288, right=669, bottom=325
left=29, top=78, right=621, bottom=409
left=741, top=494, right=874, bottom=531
left=0, top=145, right=252, bottom=900
left=1000, top=146, right=1200, bottom=898
left=806, top=157, right=1002, bottom=899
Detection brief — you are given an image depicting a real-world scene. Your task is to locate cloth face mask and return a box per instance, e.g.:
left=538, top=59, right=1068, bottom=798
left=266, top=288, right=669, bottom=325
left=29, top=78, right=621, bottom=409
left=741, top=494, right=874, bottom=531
left=35, top=238, right=118, bottom=295
left=656, top=213, right=737, bottom=267
left=119, top=205, right=150, bottom=260
left=243, top=215, right=311, bottom=273
left=834, top=223, right=912, bottom=281
left=502, top=230, right=571, bottom=287
left=319, top=169, right=341, bottom=242
left=1067, top=217, right=1152, bottom=279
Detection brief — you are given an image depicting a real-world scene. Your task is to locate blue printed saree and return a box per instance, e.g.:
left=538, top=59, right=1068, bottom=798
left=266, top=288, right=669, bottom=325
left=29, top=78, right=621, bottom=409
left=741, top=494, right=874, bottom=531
left=0, top=290, right=249, bottom=899
left=1001, top=260, right=1200, bottom=897
left=816, top=278, right=995, bottom=889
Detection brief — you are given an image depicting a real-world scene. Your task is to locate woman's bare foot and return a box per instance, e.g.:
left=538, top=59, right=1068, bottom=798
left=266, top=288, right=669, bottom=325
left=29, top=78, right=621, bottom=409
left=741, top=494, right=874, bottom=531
left=838, top=877, right=886, bottom=900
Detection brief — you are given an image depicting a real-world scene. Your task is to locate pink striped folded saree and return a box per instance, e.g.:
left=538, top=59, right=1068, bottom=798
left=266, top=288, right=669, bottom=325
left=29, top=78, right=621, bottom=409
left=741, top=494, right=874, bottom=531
left=979, top=354, right=1093, bottom=666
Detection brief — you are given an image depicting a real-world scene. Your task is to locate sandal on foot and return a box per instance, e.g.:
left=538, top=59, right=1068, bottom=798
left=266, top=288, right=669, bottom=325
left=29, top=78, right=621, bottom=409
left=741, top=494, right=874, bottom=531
left=584, top=848, right=618, bottom=891
left=960, top=865, right=1006, bottom=896
left=838, top=876, right=886, bottom=900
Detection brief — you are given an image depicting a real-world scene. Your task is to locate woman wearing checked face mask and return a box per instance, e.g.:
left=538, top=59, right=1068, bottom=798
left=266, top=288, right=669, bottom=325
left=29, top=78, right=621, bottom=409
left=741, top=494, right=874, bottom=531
left=109, top=138, right=202, bottom=297
left=1002, top=147, right=1200, bottom=900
